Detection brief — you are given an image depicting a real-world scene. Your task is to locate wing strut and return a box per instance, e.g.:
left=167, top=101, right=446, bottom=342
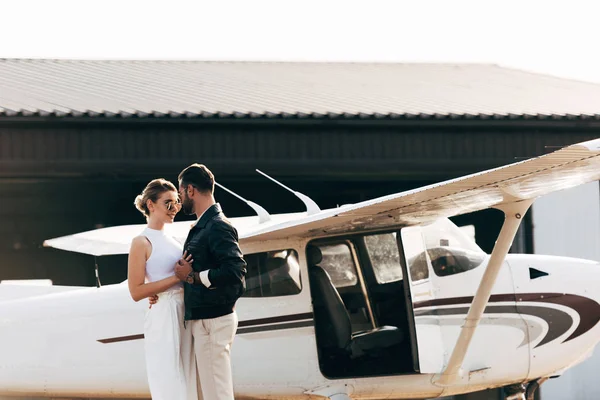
left=434, top=198, right=534, bottom=386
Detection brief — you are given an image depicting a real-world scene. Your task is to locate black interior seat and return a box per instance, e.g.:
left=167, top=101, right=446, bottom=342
left=265, top=252, right=300, bottom=296
left=307, top=245, right=404, bottom=359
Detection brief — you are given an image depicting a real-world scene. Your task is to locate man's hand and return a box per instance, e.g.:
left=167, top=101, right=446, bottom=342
left=174, top=250, right=194, bottom=281
left=148, top=295, right=158, bottom=308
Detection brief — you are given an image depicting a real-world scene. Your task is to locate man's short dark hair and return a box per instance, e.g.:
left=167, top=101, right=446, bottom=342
left=178, top=164, right=215, bottom=194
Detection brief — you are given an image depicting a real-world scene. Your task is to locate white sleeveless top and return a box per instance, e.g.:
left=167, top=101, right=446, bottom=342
left=142, top=227, right=183, bottom=291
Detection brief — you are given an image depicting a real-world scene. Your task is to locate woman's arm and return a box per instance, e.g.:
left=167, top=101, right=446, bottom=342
left=127, top=236, right=180, bottom=302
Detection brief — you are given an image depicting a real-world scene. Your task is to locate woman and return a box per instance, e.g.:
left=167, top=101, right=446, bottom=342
left=127, top=178, right=198, bottom=400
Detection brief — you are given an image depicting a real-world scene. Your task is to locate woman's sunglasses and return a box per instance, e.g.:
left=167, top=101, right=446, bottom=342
left=165, top=200, right=181, bottom=211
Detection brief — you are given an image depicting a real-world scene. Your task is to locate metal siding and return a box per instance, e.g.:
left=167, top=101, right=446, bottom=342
left=0, top=124, right=597, bottom=180
left=532, top=181, right=600, bottom=262
left=533, top=181, right=600, bottom=400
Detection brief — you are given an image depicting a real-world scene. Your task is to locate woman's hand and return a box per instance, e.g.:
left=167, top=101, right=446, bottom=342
left=147, top=252, right=193, bottom=308
left=148, top=295, right=158, bottom=308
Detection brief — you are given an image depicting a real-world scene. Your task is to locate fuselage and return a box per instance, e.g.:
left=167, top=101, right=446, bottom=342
left=0, top=238, right=599, bottom=399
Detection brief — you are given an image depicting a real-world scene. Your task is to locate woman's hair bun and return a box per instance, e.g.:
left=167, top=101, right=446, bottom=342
left=133, top=179, right=177, bottom=218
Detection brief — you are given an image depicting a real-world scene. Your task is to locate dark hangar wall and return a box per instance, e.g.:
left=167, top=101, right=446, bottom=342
left=0, top=118, right=598, bottom=286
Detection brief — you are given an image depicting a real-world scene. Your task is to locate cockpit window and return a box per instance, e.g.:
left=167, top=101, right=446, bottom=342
left=318, top=243, right=358, bottom=288
left=401, top=219, right=486, bottom=280
left=426, top=246, right=486, bottom=277
left=243, top=249, right=302, bottom=297
left=364, top=233, right=403, bottom=284
left=421, top=219, right=486, bottom=277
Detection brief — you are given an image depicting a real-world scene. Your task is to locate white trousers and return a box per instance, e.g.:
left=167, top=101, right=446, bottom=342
left=144, top=289, right=200, bottom=400
left=189, top=312, right=238, bottom=400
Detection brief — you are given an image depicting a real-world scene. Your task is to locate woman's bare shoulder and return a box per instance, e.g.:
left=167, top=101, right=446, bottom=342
left=130, top=235, right=151, bottom=250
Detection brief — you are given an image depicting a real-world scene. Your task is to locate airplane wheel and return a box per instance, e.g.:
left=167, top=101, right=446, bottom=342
left=503, top=384, right=526, bottom=400
left=504, top=378, right=547, bottom=400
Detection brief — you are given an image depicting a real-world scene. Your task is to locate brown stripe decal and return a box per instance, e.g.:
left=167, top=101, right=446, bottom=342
left=413, top=292, right=600, bottom=346
left=414, top=293, right=515, bottom=309
left=237, top=312, right=313, bottom=328
left=516, top=293, right=600, bottom=343
left=98, top=334, right=144, bottom=344
left=416, top=305, right=572, bottom=348
left=237, top=320, right=314, bottom=335
left=98, top=312, right=314, bottom=343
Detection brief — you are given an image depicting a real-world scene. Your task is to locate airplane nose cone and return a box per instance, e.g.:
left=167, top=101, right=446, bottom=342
left=509, top=254, right=600, bottom=344
left=509, top=255, right=600, bottom=379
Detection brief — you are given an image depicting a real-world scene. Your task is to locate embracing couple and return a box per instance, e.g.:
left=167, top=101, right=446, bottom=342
left=127, top=164, right=247, bottom=400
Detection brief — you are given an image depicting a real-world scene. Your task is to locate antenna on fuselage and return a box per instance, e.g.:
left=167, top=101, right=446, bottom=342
left=215, top=181, right=271, bottom=223
left=256, top=169, right=321, bottom=215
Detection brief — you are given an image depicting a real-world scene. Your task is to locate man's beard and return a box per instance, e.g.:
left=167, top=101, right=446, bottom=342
left=181, top=195, right=195, bottom=215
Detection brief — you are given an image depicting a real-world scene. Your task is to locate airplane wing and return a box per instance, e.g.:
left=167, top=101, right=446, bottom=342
left=244, top=138, right=600, bottom=242
left=43, top=222, right=194, bottom=257
left=42, top=213, right=302, bottom=256
left=44, top=138, right=600, bottom=254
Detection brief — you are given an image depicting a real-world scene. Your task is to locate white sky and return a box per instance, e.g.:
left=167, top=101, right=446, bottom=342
left=2, top=0, right=600, bottom=83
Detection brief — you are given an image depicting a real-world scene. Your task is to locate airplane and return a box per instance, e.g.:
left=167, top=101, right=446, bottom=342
left=0, top=138, right=599, bottom=400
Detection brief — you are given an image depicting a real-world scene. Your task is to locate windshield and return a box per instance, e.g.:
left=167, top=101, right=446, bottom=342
left=422, top=218, right=486, bottom=277
left=404, top=218, right=486, bottom=279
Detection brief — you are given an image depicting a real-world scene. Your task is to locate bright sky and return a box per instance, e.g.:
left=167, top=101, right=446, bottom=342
left=2, top=0, right=600, bottom=83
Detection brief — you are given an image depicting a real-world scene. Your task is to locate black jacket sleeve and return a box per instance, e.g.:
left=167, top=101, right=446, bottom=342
left=206, top=220, right=247, bottom=287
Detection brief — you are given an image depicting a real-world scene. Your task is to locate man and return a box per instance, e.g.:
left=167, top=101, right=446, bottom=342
left=172, top=163, right=247, bottom=400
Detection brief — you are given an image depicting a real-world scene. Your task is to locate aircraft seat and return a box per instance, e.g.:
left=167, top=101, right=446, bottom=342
left=265, top=252, right=300, bottom=296
left=307, top=245, right=404, bottom=358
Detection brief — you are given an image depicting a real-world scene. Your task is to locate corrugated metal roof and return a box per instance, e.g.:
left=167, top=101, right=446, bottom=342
left=1, top=59, right=600, bottom=120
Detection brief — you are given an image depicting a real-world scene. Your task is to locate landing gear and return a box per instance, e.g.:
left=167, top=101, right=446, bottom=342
left=503, top=378, right=547, bottom=400
left=525, top=378, right=548, bottom=400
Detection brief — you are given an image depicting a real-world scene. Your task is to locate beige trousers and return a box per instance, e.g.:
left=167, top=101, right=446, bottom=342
left=189, top=312, right=238, bottom=400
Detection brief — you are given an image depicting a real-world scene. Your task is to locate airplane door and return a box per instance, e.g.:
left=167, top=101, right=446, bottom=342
left=399, top=225, right=446, bottom=373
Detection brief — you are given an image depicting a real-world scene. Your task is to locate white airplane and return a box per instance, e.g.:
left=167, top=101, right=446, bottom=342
left=1, top=139, right=599, bottom=400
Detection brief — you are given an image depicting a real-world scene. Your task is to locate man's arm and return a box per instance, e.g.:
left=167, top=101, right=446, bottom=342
left=200, top=221, right=246, bottom=288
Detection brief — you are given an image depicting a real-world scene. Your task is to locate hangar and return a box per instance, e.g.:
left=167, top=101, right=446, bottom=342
left=0, top=59, right=598, bottom=290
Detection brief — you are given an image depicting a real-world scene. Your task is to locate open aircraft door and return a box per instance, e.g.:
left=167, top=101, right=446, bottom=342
left=399, top=217, right=531, bottom=383
left=399, top=225, right=446, bottom=374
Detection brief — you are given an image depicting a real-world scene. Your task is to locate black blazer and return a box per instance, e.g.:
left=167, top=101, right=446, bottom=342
left=183, top=203, right=247, bottom=320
